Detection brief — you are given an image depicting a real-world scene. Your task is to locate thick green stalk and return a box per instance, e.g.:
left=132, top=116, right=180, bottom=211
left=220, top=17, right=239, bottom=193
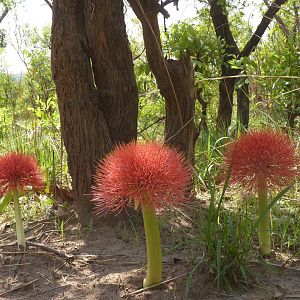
left=13, top=191, right=26, bottom=249
left=142, top=204, right=162, bottom=288
left=257, top=181, right=271, bottom=256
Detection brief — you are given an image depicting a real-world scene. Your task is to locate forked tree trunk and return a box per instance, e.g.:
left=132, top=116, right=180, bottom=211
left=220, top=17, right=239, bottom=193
left=51, top=0, right=138, bottom=224
left=210, top=0, right=288, bottom=133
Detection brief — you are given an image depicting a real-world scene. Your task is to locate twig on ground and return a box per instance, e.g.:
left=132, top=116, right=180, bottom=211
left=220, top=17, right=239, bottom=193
left=3, top=262, right=31, bottom=267
left=0, top=251, right=49, bottom=255
left=1, top=223, right=45, bottom=244
left=26, top=241, right=74, bottom=262
left=0, top=278, right=39, bottom=297
left=37, top=272, right=52, bottom=283
left=27, top=216, right=56, bottom=226
left=281, top=252, right=300, bottom=268
left=0, top=241, right=17, bottom=247
left=13, top=253, right=25, bottom=278
left=53, top=261, right=67, bottom=274
left=239, top=279, right=272, bottom=291
left=41, top=231, right=55, bottom=244
left=269, top=262, right=300, bottom=273
left=123, top=273, right=188, bottom=297
left=210, top=291, right=234, bottom=297
left=16, top=284, right=71, bottom=300
left=25, top=223, right=45, bottom=234
left=172, top=207, right=198, bottom=226
left=26, top=223, right=45, bottom=239
left=0, top=236, right=37, bottom=248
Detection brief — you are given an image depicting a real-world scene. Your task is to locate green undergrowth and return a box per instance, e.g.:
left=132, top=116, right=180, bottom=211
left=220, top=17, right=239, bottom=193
left=181, top=185, right=300, bottom=297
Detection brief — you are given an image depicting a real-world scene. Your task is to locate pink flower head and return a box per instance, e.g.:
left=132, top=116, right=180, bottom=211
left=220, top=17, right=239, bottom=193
left=0, top=152, right=44, bottom=196
left=92, top=142, right=192, bottom=215
left=223, top=129, right=299, bottom=192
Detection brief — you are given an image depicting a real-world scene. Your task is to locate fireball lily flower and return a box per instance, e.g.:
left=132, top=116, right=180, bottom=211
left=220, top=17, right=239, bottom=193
left=224, top=129, right=299, bottom=256
left=0, top=152, right=44, bottom=249
left=92, top=141, right=192, bottom=287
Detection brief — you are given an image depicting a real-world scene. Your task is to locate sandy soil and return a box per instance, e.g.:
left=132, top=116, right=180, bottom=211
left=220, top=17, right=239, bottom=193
left=0, top=209, right=300, bottom=300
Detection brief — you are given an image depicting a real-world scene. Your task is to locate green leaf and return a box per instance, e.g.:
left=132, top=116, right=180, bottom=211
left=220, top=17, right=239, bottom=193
left=44, top=197, right=54, bottom=206
left=0, top=193, right=13, bottom=212
left=254, top=184, right=294, bottom=229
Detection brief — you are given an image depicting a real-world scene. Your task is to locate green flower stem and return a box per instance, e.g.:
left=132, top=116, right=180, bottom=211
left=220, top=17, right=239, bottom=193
left=257, top=181, right=271, bottom=256
left=141, top=204, right=162, bottom=288
left=13, top=191, right=26, bottom=249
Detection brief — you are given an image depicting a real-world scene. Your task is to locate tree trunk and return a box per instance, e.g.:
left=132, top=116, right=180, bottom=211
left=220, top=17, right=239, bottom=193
left=51, top=0, right=138, bottom=224
left=209, top=0, right=240, bottom=132
left=163, top=54, right=197, bottom=162
left=237, top=79, right=250, bottom=130
left=128, top=0, right=197, bottom=162
left=84, top=0, right=138, bottom=144
left=287, top=102, right=300, bottom=129
left=196, top=88, right=208, bottom=132
left=216, top=72, right=238, bottom=132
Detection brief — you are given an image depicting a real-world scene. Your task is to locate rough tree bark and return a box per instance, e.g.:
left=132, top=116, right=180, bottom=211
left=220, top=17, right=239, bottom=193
left=209, top=0, right=288, bottom=132
left=51, top=0, right=138, bottom=224
left=128, top=0, right=197, bottom=162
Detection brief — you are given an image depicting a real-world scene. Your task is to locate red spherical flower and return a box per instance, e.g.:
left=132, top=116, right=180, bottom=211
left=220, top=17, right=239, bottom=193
left=92, top=142, right=192, bottom=215
left=223, top=129, right=299, bottom=192
left=0, top=152, right=44, bottom=196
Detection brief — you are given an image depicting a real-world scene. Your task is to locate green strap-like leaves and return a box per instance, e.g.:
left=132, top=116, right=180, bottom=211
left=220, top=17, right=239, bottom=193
left=0, top=193, right=13, bottom=212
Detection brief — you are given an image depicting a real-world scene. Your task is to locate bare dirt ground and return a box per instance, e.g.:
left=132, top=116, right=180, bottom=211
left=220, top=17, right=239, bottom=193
left=0, top=209, right=300, bottom=300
